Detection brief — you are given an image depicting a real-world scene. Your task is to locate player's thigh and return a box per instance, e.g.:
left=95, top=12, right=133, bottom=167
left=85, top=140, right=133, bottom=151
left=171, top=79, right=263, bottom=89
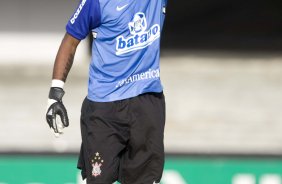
left=120, top=92, right=166, bottom=184
left=80, top=98, right=130, bottom=183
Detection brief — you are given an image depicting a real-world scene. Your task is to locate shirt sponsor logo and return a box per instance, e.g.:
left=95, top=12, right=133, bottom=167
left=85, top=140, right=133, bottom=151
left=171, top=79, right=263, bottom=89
left=116, top=68, right=160, bottom=88
left=116, top=12, right=160, bottom=55
left=70, top=0, right=87, bottom=24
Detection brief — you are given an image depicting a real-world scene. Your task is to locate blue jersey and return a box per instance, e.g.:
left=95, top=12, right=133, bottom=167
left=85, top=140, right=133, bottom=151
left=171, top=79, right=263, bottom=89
left=66, top=0, right=167, bottom=102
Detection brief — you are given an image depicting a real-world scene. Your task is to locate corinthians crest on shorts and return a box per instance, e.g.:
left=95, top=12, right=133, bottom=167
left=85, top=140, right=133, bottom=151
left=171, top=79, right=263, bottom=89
left=116, top=12, right=161, bottom=55
left=91, top=152, right=104, bottom=177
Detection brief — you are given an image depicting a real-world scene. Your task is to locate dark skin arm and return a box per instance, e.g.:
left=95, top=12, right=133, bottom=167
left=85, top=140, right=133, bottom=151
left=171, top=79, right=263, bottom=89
left=52, top=33, right=81, bottom=82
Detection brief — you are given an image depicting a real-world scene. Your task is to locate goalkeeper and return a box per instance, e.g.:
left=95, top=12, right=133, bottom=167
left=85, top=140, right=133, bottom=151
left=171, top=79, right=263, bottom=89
left=46, top=0, right=167, bottom=183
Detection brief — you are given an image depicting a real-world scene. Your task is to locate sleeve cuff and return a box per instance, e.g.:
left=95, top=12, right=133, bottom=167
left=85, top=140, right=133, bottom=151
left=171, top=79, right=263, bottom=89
left=66, top=26, right=86, bottom=40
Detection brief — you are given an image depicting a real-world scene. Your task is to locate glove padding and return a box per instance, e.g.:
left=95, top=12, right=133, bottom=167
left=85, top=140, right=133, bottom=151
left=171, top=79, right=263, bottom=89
left=46, top=87, right=69, bottom=137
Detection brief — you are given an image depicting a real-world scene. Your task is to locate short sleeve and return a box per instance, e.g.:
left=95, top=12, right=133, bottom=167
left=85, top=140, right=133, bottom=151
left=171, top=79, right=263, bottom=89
left=66, top=0, right=101, bottom=40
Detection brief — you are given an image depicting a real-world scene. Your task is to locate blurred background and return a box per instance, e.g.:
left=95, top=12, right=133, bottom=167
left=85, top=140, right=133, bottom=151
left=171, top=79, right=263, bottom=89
left=1, top=0, right=282, bottom=183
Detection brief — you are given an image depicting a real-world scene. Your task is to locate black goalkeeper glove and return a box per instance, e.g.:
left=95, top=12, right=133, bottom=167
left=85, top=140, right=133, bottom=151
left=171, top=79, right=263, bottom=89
left=46, top=87, right=69, bottom=137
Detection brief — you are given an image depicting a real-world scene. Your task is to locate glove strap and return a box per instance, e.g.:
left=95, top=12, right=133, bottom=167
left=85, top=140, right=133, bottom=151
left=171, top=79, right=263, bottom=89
left=49, top=87, right=65, bottom=102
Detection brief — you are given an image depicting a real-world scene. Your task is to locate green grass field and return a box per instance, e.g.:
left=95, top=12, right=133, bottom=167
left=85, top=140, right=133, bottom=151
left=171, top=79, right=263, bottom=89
left=0, top=155, right=282, bottom=184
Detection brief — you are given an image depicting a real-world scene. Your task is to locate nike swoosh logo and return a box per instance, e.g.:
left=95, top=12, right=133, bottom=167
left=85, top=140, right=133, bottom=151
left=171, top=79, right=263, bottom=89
left=116, top=4, right=129, bottom=11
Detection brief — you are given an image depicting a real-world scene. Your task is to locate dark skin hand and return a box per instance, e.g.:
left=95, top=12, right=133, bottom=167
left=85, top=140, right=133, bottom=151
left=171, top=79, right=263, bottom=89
left=52, top=33, right=80, bottom=82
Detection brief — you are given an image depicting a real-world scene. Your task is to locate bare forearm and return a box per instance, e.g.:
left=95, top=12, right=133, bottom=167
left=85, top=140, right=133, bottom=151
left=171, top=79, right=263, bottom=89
left=52, top=33, right=80, bottom=82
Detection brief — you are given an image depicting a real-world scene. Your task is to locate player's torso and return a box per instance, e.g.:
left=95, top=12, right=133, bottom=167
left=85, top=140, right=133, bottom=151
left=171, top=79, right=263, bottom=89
left=88, top=0, right=166, bottom=102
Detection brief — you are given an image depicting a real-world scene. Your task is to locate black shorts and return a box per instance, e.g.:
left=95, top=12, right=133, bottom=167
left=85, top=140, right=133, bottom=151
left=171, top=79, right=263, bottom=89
left=77, top=92, right=166, bottom=184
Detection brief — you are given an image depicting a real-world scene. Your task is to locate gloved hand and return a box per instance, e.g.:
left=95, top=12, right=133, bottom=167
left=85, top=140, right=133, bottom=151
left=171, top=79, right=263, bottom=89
left=46, top=83, right=69, bottom=137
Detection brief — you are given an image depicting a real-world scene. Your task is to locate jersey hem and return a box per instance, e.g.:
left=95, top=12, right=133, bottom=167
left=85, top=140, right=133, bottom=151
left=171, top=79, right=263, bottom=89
left=86, top=89, right=163, bottom=103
